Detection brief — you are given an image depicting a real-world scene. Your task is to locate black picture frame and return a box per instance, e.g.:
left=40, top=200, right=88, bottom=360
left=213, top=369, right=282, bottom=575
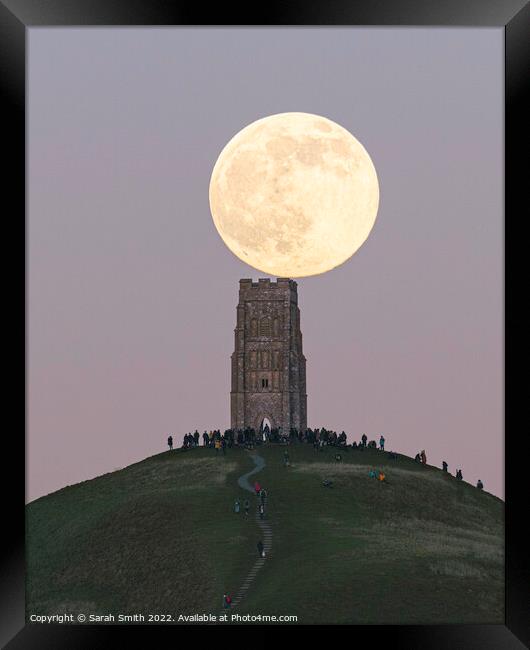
left=2, top=0, right=528, bottom=647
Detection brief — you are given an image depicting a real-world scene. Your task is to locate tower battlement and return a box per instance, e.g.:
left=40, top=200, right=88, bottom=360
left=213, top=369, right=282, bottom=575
left=238, top=278, right=298, bottom=303
left=239, top=277, right=297, bottom=288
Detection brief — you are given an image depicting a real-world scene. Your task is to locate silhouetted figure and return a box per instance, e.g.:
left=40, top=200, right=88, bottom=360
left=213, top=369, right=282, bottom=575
left=379, top=435, right=385, bottom=451
left=193, top=430, right=199, bottom=447
left=477, top=479, right=483, bottom=490
left=442, top=461, right=448, bottom=472
left=221, top=437, right=226, bottom=455
left=420, top=450, right=427, bottom=465
left=257, top=541, right=264, bottom=557
left=167, top=435, right=173, bottom=450
left=361, top=434, right=367, bottom=448
left=203, top=431, right=209, bottom=447
left=415, top=453, right=421, bottom=462
left=456, top=469, right=463, bottom=481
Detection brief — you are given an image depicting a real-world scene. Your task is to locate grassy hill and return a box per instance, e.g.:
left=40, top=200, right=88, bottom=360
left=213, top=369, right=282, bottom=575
left=26, top=444, right=504, bottom=624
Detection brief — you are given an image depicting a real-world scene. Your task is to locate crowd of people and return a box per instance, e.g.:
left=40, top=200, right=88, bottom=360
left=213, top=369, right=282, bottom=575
left=173, top=426, right=387, bottom=451
left=166, top=427, right=484, bottom=490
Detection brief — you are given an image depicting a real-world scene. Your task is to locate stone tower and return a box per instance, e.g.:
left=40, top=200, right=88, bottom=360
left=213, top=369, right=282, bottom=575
left=230, top=278, right=307, bottom=433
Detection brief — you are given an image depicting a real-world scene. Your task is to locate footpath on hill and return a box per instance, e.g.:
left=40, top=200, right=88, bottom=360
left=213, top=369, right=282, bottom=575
left=231, top=453, right=272, bottom=608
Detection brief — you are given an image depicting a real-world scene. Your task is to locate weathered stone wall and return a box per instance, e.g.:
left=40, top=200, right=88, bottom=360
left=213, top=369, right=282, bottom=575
left=230, top=278, right=307, bottom=432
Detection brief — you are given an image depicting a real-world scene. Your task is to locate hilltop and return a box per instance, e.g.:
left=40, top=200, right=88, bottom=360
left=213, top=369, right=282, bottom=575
left=26, top=444, right=504, bottom=624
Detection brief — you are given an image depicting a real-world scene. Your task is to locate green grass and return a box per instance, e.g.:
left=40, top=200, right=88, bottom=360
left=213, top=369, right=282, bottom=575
left=26, top=444, right=504, bottom=624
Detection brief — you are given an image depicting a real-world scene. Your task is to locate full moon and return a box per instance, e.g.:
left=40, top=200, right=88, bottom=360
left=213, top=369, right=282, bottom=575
left=209, top=112, right=379, bottom=278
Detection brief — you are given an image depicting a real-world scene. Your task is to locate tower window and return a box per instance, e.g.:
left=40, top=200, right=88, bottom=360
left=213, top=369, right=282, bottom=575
left=261, top=378, right=269, bottom=388
left=260, top=317, right=271, bottom=337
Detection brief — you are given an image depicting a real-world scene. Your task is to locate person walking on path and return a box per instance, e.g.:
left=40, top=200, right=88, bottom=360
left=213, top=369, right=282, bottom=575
left=244, top=499, right=250, bottom=516
left=260, top=488, right=267, bottom=505
left=379, top=435, right=385, bottom=451
left=257, top=541, right=265, bottom=558
left=259, top=503, right=265, bottom=520
left=167, top=435, right=173, bottom=451
left=254, top=481, right=262, bottom=496
left=234, top=499, right=240, bottom=514
left=420, top=450, right=427, bottom=465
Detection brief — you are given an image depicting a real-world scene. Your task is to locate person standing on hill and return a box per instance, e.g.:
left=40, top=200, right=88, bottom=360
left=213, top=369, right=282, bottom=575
left=477, top=479, right=484, bottom=490
left=379, top=435, right=385, bottom=451
left=442, top=461, right=448, bottom=472
left=167, top=435, right=173, bottom=451
left=361, top=434, right=368, bottom=448
left=202, top=431, right=208, bottom=446
left=456, top=469, right=463, bottom=481
left=420, top=450, right=427, bottom=465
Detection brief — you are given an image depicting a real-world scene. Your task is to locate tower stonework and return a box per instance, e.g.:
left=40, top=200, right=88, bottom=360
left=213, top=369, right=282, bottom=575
left=231, top=278, right=307, bottom=434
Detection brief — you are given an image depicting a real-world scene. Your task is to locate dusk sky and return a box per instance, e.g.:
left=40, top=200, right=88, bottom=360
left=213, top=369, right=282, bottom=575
left=28, top=28, right=503, bottom=501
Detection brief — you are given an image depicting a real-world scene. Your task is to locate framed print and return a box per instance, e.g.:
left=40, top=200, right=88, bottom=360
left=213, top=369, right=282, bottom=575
left=2, top=0, right=528, bottom=647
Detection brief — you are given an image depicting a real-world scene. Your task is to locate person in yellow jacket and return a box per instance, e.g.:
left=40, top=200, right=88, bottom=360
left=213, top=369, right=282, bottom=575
left=214, top=439, right=221, bottom=454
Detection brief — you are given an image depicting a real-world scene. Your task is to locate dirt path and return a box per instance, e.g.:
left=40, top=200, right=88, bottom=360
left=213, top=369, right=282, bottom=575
left=232, top=452, right=272, bottom=608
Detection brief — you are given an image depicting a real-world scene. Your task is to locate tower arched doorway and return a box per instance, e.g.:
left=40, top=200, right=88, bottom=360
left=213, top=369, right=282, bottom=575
left=257, top=416, right=273, bottom=441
